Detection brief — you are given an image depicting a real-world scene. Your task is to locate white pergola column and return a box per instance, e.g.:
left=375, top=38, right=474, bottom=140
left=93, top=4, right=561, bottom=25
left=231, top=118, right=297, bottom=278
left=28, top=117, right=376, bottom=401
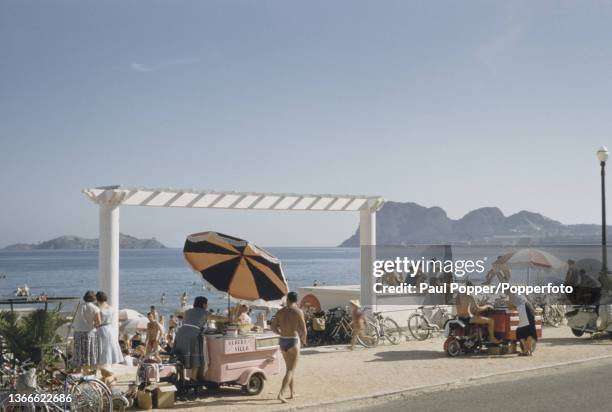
left=98, top=199, right=121, bottom=332
left=359, top=209, right=376, bottom=310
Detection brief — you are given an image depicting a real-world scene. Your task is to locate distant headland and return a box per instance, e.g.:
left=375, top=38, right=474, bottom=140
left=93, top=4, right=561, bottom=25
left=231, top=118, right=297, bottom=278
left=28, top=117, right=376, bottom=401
left=340, top=201, right=609, bottom=246
left=2, top=233, right=167, bottom=251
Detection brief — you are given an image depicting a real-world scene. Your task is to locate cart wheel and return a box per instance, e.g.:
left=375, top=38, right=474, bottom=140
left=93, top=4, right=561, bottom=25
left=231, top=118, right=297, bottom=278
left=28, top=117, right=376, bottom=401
left=446, top=338, right=462, bottom=357
left=243, top=373, right=264, bottom=396
left=571, top=328, right=584, bottom=337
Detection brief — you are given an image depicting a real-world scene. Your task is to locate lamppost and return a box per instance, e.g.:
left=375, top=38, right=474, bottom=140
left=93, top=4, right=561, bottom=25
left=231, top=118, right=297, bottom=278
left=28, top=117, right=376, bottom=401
left=597, top=146, right=609, bottom=290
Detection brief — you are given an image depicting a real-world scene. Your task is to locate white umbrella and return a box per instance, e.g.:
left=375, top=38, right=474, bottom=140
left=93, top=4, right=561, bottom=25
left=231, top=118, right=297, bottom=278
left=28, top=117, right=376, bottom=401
left=119, top=308, right=145, bottom=321
left=119, top=317, right=148, bottom=336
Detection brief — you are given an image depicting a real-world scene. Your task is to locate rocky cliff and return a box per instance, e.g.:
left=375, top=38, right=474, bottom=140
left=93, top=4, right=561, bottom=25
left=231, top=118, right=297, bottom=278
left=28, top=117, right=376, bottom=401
left=340, top=202, right=605, bottom=246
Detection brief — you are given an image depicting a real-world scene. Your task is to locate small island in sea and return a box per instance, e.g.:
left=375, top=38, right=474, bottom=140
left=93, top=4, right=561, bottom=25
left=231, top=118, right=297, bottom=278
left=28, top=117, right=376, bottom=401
left=2, top=233, right=167, bottom=250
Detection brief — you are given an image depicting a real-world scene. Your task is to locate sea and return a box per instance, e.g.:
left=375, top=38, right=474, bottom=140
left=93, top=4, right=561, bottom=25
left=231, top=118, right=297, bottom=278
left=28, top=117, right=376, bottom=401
left=0, top=245, right=602, bottom=319
left=0, top=248, right=360, bottom=319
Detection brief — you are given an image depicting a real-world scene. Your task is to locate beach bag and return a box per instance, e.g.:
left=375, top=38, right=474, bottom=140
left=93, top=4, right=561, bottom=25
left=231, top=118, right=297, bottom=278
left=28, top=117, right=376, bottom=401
left=313, top=317, right=326, bottom=331
left=138, top=362, right=160, bottom=385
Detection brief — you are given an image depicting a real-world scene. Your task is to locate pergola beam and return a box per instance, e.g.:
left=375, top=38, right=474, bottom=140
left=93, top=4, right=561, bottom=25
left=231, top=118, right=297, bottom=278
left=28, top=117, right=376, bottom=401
left=83, top=186, right=383, bottom=212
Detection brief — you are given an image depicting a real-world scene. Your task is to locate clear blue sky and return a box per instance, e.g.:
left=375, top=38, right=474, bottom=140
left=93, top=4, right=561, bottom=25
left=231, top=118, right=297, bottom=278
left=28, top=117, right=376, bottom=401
left=1, top=1, right=612, bottom=248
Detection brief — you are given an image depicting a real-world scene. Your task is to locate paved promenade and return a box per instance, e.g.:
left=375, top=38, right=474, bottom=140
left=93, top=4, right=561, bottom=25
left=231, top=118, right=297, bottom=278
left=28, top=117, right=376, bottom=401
left=151, top=327, right=612, bottom=411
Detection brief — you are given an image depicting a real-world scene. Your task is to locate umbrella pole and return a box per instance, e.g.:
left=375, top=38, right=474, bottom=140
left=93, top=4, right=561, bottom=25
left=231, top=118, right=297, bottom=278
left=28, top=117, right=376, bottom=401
left=227, top=293, right=230, bottom=321
left=528, top=266, right=530, bottom=285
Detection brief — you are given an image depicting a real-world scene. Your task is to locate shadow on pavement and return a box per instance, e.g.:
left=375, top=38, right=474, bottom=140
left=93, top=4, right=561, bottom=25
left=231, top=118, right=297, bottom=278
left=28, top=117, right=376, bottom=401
left=367, top=350, right=447, bottom=362
left=541, top=337, right=612, bottom=346
left=301, top=345, right=361, bottom=355
left=175, top=387, right=275, bottom=409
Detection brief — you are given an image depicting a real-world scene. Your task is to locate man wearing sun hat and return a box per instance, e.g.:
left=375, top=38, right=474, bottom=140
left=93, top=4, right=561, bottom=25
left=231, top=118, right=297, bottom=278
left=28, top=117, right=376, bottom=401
left=349, top=299, right=367, bottom=350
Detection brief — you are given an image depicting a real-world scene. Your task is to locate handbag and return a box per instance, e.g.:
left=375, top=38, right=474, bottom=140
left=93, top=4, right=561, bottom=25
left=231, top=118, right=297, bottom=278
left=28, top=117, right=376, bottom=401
left=313, top=317, right=326, bottom=331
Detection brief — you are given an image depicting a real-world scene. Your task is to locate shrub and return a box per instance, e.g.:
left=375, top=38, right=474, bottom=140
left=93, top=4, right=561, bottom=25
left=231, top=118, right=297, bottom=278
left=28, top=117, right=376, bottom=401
left=0, top=307, right=68, bottom=366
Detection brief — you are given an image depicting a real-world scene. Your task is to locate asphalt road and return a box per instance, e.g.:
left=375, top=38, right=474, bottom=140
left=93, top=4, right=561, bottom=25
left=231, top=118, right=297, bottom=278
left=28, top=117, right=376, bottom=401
left=357, top=358, right=612, bottom=412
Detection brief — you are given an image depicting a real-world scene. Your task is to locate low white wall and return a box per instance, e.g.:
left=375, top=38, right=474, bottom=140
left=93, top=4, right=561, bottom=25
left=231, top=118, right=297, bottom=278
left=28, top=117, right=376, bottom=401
left=298, top=285, right=455, bottom=327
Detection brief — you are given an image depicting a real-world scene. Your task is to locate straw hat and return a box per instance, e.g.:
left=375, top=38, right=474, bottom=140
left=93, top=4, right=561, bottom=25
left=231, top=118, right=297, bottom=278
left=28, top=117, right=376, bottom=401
left=349, top=299, right=361, bottom=308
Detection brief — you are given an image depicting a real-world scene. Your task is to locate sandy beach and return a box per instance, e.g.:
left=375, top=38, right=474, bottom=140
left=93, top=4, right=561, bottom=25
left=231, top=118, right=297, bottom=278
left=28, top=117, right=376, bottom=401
left=119, top=326, right=612, bottom=411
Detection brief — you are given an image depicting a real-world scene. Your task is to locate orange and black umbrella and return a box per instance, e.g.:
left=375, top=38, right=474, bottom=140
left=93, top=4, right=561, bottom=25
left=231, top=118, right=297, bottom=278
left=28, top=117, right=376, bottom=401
left=183, top=232, right=288, bottom=302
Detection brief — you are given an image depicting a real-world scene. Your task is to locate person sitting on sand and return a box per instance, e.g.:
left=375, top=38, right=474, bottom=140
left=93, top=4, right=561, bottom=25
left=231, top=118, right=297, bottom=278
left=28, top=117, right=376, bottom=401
left=164, top=326, right=176, bottom=352
left=131, top=332, right=142, bottom=349
left=270, top=292, right=307, bottom=404
left=456, top=281, right=500, bottom=344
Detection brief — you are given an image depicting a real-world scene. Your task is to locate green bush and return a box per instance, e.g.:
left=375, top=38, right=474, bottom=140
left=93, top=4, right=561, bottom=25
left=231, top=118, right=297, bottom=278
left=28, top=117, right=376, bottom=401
left=0, top=307, right=68, bottom=366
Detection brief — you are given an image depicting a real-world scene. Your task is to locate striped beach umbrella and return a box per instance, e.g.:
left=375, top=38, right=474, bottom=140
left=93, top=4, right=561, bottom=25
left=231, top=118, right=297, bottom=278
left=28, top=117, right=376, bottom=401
left=183, top=232, right=288, bottom=302
left=498, top=248, right=565, bottom=270
left=498, top=248, right=566, bottom=285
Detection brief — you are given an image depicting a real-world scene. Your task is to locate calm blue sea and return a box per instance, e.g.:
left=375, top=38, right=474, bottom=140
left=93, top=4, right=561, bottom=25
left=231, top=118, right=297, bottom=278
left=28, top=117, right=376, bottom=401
left=0, top=248, right=360, bottom=318
left=0, top=245, right=597, bottom=319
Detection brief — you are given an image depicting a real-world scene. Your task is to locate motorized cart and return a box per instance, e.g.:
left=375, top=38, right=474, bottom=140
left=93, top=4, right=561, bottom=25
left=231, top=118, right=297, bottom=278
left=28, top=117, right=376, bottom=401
left=139, top=332, right=280, bottom=398
left=444, top=308, right=542, bottom=357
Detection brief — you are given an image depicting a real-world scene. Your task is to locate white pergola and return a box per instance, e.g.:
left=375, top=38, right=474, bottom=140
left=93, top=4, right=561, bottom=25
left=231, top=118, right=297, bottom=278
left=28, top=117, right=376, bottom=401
left=83, top=185, right=384, bottom=329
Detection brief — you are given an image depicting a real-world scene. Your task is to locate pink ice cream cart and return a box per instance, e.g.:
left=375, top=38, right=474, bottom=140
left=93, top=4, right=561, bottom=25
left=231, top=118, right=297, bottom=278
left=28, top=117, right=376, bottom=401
left=203, top=332, right=281, bottom=395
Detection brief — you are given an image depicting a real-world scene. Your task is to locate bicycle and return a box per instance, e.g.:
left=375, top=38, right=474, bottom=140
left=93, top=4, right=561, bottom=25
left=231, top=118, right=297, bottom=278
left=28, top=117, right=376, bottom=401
left=533, top=296, right=565, bottom=328
left=327, top=308, right=353, bottom=344
left=407, top=305, right=452, bottom=341
left=360, top=312, right=402, bottom=347
left=1, top=347, right=112, bottom=412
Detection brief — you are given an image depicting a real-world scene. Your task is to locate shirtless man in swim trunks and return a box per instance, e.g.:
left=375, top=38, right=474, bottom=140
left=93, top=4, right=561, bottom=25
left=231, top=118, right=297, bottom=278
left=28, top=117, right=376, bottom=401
left=456, top=281, right=501, bottom=344
left=270, top=291, right=307, bottom=403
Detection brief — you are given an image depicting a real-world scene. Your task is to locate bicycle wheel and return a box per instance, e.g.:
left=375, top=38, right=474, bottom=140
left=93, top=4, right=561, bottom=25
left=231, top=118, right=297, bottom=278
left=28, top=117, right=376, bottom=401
left=382, top=317, right=402, bottom=345
left=408, top=313, right=431, bottom=341
left=70, top=379, right=111, bottom=412
left=86, top=379, right=112, bottom=412
left=357, top=320, right=380, bottom=348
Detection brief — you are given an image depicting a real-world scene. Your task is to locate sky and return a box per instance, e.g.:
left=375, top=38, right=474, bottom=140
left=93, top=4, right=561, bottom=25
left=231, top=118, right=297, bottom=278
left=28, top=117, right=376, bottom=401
left=1, top=0, right=612, bottom=248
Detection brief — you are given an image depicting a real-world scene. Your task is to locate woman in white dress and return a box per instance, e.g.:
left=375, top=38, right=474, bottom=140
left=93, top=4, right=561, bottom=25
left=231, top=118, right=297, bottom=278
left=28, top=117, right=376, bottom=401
left=95, top=291, right=124, bottom=385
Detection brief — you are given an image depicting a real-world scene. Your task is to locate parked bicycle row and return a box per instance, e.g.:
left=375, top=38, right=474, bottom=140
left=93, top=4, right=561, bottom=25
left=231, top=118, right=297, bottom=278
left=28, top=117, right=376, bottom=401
left=304, top=303, right=403, bottom=348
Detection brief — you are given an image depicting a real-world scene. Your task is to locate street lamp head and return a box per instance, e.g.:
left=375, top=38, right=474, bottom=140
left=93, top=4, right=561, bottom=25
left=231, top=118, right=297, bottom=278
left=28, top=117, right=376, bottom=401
left=597, top=146, right=609, bottom=163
